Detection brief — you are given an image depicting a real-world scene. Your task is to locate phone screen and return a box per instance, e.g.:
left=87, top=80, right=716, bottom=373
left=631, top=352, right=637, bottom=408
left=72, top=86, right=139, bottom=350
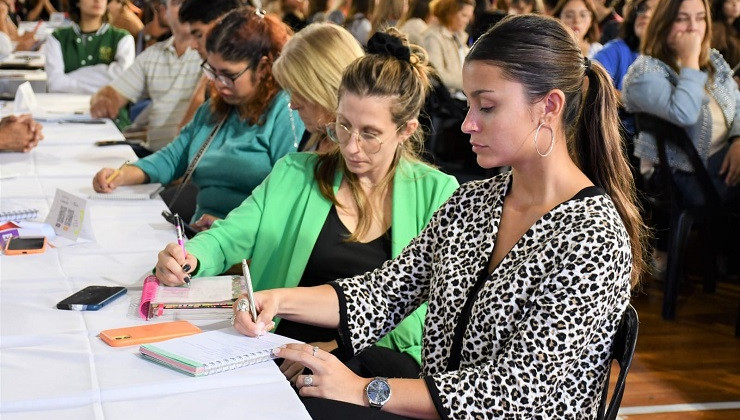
left=57, top=286, right=127, bottom=311
left=6, top=237, right=46, bottom=250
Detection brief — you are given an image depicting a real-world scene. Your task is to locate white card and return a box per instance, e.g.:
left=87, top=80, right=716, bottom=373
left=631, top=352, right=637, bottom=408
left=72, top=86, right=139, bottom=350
left=44, top=189, right=94, bottom=242
left=13, top=81, right=39, bottom=114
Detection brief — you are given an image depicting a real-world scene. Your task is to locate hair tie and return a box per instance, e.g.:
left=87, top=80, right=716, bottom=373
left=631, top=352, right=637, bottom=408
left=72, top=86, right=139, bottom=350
left=367, top=32, right=411, bottom=63
left=583, top=57, right=592, bottom=75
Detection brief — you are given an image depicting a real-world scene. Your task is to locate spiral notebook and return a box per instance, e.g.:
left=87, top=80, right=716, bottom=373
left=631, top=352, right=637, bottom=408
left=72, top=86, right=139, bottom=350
left=88, top=184, right=164, bottom=200
left=139, top=329, right=301, bottom=376
left=0, top=200, right=39, bottom=222
left=139, top=275, right=246, bottom=320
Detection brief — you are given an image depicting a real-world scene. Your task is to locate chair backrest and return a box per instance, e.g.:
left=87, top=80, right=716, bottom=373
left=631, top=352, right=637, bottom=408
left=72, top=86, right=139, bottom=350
left=634, top=113, right=721, bottom=208
left=597, top=304, right=639, bottom=420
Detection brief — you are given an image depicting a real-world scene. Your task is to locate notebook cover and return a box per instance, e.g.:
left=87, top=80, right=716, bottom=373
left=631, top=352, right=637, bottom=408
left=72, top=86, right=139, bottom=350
left=138, top=275, right=246, bottom=320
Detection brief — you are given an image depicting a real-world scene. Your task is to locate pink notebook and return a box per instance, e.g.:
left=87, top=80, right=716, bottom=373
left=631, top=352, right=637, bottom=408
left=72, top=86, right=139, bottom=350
left=138, top=275, right=246, bottom=320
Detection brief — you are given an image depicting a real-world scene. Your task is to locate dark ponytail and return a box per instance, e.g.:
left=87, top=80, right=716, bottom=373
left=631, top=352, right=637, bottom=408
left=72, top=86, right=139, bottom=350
left=468, top=14, right=648, bottom=287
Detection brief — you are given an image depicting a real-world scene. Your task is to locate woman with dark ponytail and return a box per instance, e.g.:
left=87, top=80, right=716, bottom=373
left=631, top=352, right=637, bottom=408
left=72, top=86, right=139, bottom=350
left=233, top=14, right=647, bottom=419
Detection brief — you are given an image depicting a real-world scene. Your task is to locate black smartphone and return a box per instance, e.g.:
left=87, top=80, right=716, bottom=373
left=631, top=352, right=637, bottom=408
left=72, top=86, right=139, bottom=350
left=56, top=286, right=127, bottom=311
left=161, top=210, right=197, bottom=238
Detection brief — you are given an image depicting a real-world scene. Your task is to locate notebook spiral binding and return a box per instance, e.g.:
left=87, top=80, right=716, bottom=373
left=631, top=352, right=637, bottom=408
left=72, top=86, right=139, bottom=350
left=202, top=352, right=271, bottom=375
left=0, top=208, right=39, bottom=223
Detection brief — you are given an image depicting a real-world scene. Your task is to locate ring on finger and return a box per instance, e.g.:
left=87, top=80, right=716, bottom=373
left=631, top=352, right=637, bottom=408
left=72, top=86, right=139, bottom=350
left=236, top=298, right=249, bottom=312
left=303, top=375, right=313, bottom=387
left=230, top=314, right=236, bottom=326
left=312, top=346, right=318, bottom=357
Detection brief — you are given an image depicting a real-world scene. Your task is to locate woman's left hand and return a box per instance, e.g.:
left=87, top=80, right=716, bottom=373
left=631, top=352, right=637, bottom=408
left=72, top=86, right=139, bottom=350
left=192, top=214, right=220, bottom=231
left=720, top=140, right=740, bottom=187
left=279, top=340, right=338, bottom=383
left=274, top=343, right=367, bottom=406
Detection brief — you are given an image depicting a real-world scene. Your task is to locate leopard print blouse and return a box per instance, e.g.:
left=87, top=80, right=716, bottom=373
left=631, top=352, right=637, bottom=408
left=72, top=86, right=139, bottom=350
left=332, top=171, right=632, bottom=419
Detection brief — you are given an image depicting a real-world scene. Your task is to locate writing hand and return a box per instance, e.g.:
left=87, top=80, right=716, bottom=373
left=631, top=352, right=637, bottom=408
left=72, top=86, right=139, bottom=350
left=155, top=243, right=198, bottom=286
left=233, top=289, right=277, bottom=337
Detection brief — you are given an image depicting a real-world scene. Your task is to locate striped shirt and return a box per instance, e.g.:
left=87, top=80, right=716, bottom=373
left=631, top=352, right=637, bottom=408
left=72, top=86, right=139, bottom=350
left=111, top=37, right=202, bottom=151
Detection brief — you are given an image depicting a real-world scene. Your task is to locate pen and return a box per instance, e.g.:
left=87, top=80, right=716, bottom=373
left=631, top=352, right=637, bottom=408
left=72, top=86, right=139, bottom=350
left=175, top=214, right=190, bottom=286
left=104, top=160, right=129, bottom=184
left=242, top=259, right=258, bottom=322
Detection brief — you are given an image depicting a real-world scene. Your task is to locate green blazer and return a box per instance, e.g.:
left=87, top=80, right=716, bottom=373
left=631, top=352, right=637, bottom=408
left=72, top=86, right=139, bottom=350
left=186, top=152, right=459, bottom=364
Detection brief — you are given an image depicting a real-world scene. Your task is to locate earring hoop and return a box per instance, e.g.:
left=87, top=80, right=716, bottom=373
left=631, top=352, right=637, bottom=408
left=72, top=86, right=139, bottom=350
left=534, top=123, right=555, bottom=157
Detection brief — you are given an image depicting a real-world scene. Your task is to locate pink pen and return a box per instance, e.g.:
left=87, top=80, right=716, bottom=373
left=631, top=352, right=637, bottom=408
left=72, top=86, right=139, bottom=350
left=174, top=214, right=190, bottom=285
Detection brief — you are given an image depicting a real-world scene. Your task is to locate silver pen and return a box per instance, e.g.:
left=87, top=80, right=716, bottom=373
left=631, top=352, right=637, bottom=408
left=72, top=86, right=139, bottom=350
left=241, top=259, right=258, bottom=322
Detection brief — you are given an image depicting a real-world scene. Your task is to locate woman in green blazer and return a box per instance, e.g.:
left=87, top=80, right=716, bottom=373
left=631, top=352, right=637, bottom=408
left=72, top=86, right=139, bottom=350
left=154, top=29, right=458, bottom=381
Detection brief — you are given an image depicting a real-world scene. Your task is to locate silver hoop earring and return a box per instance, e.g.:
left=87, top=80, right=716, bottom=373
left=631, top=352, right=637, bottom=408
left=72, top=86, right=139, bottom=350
left=534, top=123, right=555, bottom=157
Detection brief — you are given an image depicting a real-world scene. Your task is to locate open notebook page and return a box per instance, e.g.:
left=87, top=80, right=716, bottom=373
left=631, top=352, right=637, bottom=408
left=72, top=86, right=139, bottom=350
left=140, top=329, right=301, bottom=375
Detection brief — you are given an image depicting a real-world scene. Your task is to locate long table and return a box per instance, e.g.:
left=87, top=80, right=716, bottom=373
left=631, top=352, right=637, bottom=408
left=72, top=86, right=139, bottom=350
left=0, top=96, right=311, bottom=419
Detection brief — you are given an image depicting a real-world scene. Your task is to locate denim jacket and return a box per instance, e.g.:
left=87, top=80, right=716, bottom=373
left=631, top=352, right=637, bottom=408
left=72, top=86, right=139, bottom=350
left=622, top=50, right=740, bottom=172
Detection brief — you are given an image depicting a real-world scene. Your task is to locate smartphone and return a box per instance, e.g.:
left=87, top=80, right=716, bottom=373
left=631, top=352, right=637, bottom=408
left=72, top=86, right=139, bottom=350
left=99, top=320, right=202, bottom=347
left=4, top=236, right=47, bottom=255
left=57, top=286, right=127, bottom=311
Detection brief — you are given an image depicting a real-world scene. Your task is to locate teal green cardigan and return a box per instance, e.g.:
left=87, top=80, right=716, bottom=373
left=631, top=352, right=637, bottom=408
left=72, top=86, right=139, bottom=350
left=133, top=91, right=302, bottom=222
left=186, top=152, right=459, bottom=364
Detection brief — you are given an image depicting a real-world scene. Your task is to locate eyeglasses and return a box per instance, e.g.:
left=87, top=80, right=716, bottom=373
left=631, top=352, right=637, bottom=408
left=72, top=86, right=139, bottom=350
left=326, top=122, right=406, bottom=155
left=201, top=60, right=251, bottom=88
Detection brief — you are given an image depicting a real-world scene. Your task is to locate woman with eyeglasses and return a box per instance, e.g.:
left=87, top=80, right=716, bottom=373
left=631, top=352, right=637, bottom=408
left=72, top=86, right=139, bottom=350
left=554, top=0, right=603, bottom=58
left=153, top=29, right=458, bottom=381
left=92, top=8, right=303, bottom=229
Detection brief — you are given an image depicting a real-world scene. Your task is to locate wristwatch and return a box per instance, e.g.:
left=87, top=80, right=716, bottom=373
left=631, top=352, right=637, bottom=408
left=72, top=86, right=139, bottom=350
left=365, top=377, right=391, bottom=410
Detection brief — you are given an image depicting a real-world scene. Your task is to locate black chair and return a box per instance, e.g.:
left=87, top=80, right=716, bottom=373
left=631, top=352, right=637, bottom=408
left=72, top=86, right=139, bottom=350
left=634, top=113, right=732, bottom=320
left=597, top=304, right=639, bottom=420
left=420, top=74, right=495, bottom=183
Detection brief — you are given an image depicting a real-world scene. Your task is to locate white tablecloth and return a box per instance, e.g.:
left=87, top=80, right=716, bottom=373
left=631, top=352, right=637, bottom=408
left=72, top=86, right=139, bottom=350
left=0, top=102, right=311, bottom=419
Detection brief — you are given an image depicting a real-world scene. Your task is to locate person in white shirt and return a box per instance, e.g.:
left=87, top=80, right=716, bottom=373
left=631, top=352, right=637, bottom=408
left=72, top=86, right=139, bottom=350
left=89, top=0, right=201, bottom=151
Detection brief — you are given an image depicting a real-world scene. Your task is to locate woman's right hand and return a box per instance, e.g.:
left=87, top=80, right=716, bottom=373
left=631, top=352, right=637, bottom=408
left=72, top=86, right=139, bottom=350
left=155, top=243, right=198, bottom=286
left=233, top=290, right=278, bottom=337
left=671, top=30, right=702, bottom=70
left=92, top=168, right=124, bottom=193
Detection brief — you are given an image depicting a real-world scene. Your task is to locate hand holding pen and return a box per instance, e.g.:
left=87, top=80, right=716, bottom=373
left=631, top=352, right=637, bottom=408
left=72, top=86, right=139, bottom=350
left=175, top=214, right=190, bottom=286
left=92, top=160, right=129, bottom=193
left=154, top=240, right=198, bottom=287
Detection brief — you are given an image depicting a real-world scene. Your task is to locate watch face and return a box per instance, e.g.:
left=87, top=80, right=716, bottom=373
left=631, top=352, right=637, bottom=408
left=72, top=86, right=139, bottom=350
left=367, top=379, right=391, bottom=405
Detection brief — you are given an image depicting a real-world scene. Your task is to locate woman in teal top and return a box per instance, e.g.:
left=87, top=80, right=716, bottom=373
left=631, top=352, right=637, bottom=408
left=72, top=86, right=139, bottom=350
left=92, top=9, right=303, bottom=224
left=154, top=30, right=459, bottom=380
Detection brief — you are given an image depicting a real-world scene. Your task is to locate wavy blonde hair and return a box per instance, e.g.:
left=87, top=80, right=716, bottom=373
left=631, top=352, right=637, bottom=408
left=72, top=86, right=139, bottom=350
left=272, top=23, right=365, bottom=150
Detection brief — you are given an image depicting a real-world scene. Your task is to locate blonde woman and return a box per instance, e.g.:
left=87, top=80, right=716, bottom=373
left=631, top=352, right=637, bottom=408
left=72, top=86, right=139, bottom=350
left=371, top=0, right=408, bottom=33
left=273, top=23, right=364, bottom=151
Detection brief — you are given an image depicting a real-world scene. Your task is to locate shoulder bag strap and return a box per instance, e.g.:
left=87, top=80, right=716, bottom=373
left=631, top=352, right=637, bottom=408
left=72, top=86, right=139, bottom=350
left=166, top=112, right=229, bottom=209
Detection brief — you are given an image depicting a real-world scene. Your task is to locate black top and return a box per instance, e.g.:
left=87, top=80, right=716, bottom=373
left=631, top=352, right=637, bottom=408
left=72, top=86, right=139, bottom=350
left=275, top=205, right=392, bottom=343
